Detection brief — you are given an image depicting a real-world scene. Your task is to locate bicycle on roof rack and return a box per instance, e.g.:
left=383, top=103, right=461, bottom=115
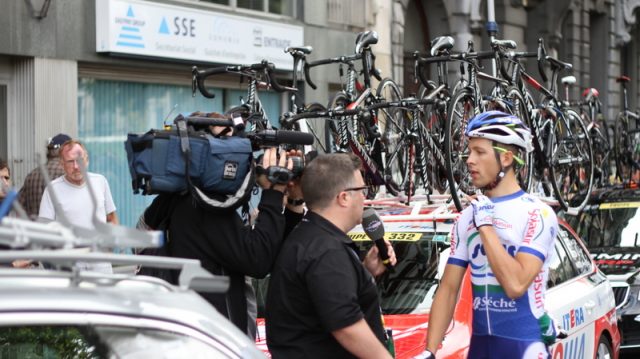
left=412, top=37, right=513, bottom=211
left=278, top=45, right=328, bottom=153
left=613, top=75, right=640, bottom=183
left=561, top=77, right=613, bottom=188
left=191, top=60, right=295, bottom=132
left=300, top=31, right=404, bottom=198
left=488, top=37, right=594, bottom=212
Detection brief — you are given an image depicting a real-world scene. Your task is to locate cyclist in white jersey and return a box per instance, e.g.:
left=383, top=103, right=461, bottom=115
left=419, top=111, right=559, bottom=359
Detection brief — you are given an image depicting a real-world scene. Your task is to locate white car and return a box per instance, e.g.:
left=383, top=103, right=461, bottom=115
left=0, top=217, right=265, bottom=359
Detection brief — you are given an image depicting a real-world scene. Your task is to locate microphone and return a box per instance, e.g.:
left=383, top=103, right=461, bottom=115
left=362, top=208, right=392, bottom=267
left=250, top=129, right=314, bottom=148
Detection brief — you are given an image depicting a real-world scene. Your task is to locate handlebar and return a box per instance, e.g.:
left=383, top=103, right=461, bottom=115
left=537, top=38, right=548, bottom=83
left=303, top=54, right=361, bottom=90
left=192, top=60, right=296, bottom=99
left=303, top=63, right=317, bottom=90
left=281, top=94, right=441, bottom=128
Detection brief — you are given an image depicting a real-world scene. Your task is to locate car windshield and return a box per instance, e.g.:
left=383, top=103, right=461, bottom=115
left=0, top=325, right=228, bottom=358
left=353, top=232, right=448, bottom=315
left=566, top=204, right=640, bottom=248
left=254, top=231, right=449, bottom=317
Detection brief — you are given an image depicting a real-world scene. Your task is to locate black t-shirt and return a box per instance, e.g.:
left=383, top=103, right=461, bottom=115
left=265, top=211, right=386, bottom=358
left=142, top=189, right=299, bottom=334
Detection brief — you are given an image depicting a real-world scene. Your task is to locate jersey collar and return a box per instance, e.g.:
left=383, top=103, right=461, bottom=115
left=490, top=189, right=525, bottom=203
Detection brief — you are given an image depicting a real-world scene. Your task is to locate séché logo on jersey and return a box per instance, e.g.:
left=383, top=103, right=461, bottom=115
left=523, top=209, right=541, bottom=244
left=472, top=243, right=517, bottom=259
left=473, top=296, right=517, bottom=311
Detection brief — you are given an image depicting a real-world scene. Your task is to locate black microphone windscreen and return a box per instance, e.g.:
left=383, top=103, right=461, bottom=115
left=275, top=130, right=314, bottom=145
left=362, top=208, right=385, bottom=239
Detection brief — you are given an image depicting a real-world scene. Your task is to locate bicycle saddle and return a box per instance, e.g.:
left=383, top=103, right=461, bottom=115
left=285, top=46, right=312, bottom=55
left=430, top=36, right=454, bottom=56
left=561, top=76, right=576, bottom=85
left=355, top=31, right=379, bottom=53
left=617, top=75, right=631, bottom=83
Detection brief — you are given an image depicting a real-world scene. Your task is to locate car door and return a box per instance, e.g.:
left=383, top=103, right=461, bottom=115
left=546, top=224, right=606, bottom=359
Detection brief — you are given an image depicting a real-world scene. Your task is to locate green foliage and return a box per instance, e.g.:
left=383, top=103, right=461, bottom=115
left=0, top=326, right=101, bottom=359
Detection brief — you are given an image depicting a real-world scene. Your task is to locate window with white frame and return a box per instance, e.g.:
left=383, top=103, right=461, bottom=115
left=199, top=0, right=295, bottom=17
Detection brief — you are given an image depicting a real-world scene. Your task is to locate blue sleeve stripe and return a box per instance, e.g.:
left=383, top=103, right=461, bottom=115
left=447, top=258, right=469, bottom=268
left=518, top=247, right=545, bottom=262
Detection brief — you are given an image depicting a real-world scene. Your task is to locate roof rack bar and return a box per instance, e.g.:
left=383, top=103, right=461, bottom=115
left=0, top=251, right=227, bottom=293
left=0, top=217, right=163, bottom=250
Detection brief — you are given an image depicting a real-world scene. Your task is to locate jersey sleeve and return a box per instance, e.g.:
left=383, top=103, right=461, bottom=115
left=447, top=210, right=472, bottom=268
left=517, top=204, right=558, bottom=262
left=38, top=185, right=55, bottom=221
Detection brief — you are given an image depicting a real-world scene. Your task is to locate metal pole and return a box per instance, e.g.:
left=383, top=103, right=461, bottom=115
left=486, top=0, right=498, bottom=76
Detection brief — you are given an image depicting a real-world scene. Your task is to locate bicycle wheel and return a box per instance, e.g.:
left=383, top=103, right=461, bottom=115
left=504, top=87, right=534, bottom=193
left=590, top=118, right=613, bottom=187
left=445, top=88, right=476, bottom=211
left=547, top=108, right=594, bottom=211
left=418, top=85, right=449, bottom=194
left=614, top=113, right=632, bottom=182
left=325, top=92, right=350, bottom=153
left=377, top=78, right=408, bottom=196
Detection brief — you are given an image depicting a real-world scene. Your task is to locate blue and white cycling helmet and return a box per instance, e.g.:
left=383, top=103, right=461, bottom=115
left=465, top=111, right=533, bottom=153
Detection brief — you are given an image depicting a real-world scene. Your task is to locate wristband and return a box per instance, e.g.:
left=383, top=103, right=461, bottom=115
left=287, top=198, right=305, bottom=206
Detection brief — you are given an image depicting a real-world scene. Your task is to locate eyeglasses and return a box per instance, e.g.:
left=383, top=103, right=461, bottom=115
left=343, top=186, right=369, bottom=197
left=63, top=158, right=86, bottom=167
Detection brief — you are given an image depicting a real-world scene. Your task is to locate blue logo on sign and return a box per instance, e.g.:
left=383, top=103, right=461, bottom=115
left=158, top=17, right=170, bottom=35
left=116, top=6, right=145, bottom=48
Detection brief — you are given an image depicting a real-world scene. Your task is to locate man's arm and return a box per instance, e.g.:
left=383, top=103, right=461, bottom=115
left=477, top=226, right=543, bottom=299
left=106, top=211, right=119, bottom=224
left=426, top=263, right=466, bottom=354
left=332, top=319, right=392, bottom=359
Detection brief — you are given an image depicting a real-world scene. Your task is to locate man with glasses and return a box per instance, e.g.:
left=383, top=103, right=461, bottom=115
left=266, top=153, right=396, bottom=359
left=38, top=140, right=118, bottom=273
left=18, top=133, right=70, bottom=219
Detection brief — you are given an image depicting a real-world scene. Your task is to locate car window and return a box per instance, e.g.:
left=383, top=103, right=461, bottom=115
left=558, top=225, right=592, bottom=275
left=567, top=204, right=640, bottom=248
left=0, top=325, right=234, bottom=358
left=547, top=240, right=577, bottom=288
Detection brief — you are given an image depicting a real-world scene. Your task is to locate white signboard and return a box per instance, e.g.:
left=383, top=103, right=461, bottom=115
left=95, top=0, right=304, bottom=70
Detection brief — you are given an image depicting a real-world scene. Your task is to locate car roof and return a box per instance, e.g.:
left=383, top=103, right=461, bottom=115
left=0, top=268, right=256, bottom=346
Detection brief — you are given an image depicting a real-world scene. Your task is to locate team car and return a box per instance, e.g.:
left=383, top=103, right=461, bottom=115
left=565, top=185, right=640, bottom=352
left=0, top=216, right=266, bottom=359
left=255, top=196, right=620, bottom=358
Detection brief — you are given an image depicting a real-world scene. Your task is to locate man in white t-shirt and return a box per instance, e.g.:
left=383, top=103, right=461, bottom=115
left=39, top=139, right=118, bottom=273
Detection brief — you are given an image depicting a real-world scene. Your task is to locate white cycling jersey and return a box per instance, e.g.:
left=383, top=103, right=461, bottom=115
left=448, top=189, right=559, bottom=341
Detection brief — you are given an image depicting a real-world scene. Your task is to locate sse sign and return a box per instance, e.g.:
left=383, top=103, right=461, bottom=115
left=95, top=0, right=303, bottom=70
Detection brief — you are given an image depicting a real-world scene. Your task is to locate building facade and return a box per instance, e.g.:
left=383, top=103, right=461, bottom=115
left=0, top=0, right=381, bottom=226
left=2, top=0, right=640, bottom=225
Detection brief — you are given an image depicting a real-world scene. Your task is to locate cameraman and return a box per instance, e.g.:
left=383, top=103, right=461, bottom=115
left=139, top=115, right=305, bottom=337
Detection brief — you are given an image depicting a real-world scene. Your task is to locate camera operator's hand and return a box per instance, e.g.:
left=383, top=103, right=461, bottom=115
left=257, top=147, right=293, bottom=193
left=283, top=149, right=305, bottom=213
